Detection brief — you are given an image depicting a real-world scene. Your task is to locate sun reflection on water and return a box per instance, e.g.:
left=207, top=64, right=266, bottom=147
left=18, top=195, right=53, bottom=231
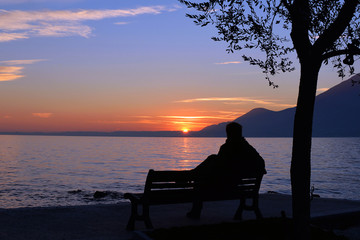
left=0, top=136, right=359, bottom=208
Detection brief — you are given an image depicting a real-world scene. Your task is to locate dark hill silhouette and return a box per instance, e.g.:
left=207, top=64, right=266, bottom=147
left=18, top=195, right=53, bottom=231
left=312, top=74, right=360, bottom=137
left=196, top=74, right=360, bottom=137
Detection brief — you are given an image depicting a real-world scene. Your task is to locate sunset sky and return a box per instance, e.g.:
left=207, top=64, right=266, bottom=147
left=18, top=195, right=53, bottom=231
left=0, top=0, right=357, bottom=132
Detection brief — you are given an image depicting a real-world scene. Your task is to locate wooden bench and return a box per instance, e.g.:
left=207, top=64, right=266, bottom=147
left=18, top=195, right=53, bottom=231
left=124, top=169, right=264, bottom=230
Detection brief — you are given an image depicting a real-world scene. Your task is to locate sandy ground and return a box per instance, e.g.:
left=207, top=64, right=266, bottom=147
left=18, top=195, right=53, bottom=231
left=0, top=194, right=359, bottom=240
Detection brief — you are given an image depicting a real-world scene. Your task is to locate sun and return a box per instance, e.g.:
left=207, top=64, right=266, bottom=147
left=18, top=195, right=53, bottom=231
left=182, top=128, right=189, bottom=133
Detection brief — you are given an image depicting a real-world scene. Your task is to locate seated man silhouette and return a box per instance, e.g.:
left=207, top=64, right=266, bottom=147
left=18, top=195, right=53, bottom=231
left=187, top=122, right=266, bottom=219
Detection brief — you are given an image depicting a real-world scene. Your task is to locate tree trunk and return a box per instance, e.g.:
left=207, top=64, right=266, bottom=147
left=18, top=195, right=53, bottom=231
left=291, top=58, right=321, bottom=240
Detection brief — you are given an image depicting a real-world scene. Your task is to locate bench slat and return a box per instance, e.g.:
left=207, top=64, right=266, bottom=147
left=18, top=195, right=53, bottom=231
left=146, top=170, right=193, bottom=182
left=149, top=182, right=195, bottom=189
left=124, top=168, right=264, bottom=230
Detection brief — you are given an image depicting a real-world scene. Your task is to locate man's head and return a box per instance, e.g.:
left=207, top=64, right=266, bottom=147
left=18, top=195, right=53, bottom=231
left=226, top=122, right=243, bottom=140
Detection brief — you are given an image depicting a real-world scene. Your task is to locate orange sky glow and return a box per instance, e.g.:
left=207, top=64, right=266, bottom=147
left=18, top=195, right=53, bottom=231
left=0, top=0, right=347, bottom=133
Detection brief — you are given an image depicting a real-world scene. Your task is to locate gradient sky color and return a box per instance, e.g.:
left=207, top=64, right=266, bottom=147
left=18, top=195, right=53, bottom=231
left=0, top=0, right=358, bottom=132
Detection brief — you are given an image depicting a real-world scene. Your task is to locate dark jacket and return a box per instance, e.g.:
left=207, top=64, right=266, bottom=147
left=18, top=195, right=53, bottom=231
left=193, top=137, right=266, bottom=188
left=217, top=137, right=266, bottom=178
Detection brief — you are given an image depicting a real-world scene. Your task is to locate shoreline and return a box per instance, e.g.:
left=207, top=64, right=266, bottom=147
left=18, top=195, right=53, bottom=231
left=0, top=194, right=360, bottom=240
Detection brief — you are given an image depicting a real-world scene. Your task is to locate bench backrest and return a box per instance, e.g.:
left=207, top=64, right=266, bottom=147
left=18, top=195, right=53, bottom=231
left=143, top=169, right=263, bottom=203
left=144, top=169, right=195, bottom=192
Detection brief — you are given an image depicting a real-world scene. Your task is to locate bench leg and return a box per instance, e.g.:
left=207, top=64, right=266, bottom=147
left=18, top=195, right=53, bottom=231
left=126, top=201, right=154, bottom=230
left=234, top=197, right=263, bottom=220
left=143, top=204, right=153, bottom=229
left=253, top=197, right=263, bottom=219
left=234, top=198, right=245, bottom=220
left=126, top=202, right=138, bottom=231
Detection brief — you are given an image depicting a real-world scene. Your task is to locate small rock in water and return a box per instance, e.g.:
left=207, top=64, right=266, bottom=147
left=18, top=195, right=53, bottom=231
left=93, top=191, right=109, bottom=199
left=68, top=190, right=82, bottom=194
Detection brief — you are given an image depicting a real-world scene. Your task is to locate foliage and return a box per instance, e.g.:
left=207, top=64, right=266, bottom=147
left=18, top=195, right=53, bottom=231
left=179, top=0, right=360, bottom=82
left=179, top=1, right=360, bottom=239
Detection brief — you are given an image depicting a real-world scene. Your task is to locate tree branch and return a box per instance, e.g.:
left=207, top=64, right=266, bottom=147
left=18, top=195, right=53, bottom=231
left=314, top=0, right=359, bottom=54
left=281, top=0, right=291, bottom=10
left=322, top=47, right=360, bottom=60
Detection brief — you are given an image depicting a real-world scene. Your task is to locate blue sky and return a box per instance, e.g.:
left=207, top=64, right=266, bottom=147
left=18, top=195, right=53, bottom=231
left=0, top=0, right=357, bottom=132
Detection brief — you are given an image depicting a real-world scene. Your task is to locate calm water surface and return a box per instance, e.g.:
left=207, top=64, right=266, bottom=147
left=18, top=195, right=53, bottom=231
left=0, top=135, right=359, bottom=208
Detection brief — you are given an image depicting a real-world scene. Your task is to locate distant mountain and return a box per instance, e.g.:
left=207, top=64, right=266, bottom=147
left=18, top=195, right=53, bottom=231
left=196, top=74, right=360, bottom=137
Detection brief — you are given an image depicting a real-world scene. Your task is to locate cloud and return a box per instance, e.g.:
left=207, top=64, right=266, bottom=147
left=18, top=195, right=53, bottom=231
left=114, top=22, right=130, bottom=25
left=176, top=97, right=295, bottom=108
left=0, top=66, right=23, bottom=73
left=215, top=61, right=242, bottom=65
left=176, top=97, right=268, bottom=104
left=0, top=59, right=45, bottom=81
left=158, top=114, right=236, bottom=130
left=94, top=113, right=234, bottom=126
left=94, top=119, right=161, bottom=125
left=32, top=113, right=53, bottom=118
left=0, top=59, right=46, bottom=65
left=0, top=6, right=175, bottom=41
left=317, top=88, right=329, bottom=93
left=0, top=66, right=24, bottom=81
left=160, top=115, right=230, bottom=120
left=0, top=32, right=28, bottom=42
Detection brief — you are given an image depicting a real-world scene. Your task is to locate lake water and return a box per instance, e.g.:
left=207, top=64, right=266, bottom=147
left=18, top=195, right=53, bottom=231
left=0, top=135, right=359, bottom=208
